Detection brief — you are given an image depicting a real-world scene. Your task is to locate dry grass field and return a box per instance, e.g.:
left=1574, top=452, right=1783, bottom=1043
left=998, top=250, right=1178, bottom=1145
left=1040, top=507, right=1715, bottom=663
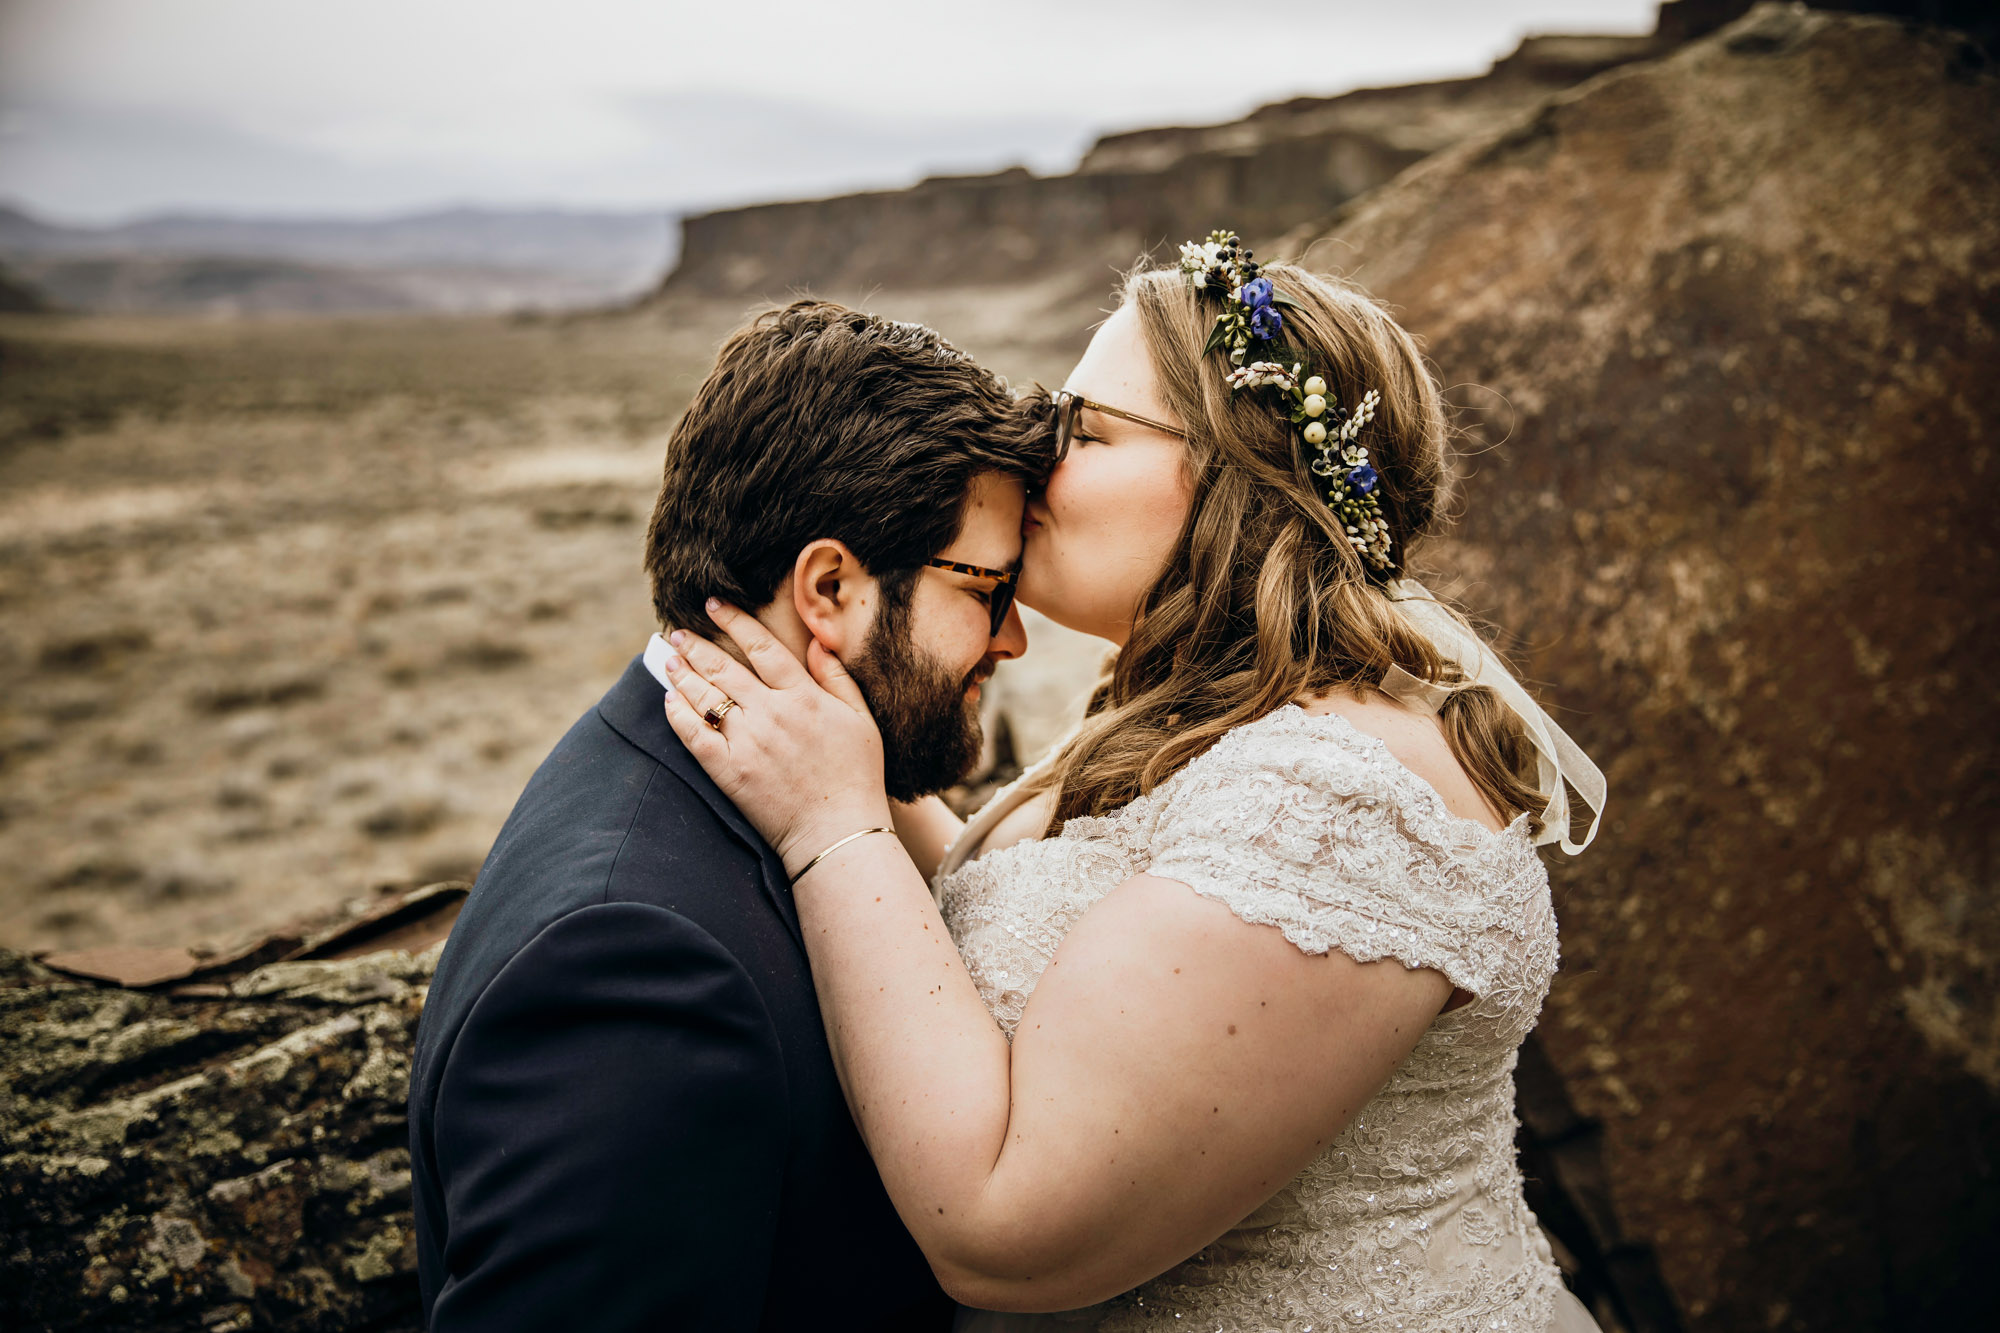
left=0, top=290, right=1096, bottom=958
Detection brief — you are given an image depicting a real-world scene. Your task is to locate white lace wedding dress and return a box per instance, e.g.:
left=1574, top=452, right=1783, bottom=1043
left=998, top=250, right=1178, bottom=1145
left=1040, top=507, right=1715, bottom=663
left=933, top=705, right=1601, bottom=1333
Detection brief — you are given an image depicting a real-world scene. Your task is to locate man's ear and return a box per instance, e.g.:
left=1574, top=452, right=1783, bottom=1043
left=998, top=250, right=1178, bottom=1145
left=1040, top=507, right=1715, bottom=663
left=790, top=538, right=877, bottom=656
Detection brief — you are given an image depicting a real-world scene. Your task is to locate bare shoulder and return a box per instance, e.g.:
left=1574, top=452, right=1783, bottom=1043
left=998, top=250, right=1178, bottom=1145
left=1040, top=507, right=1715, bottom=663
left=979, top=790, right=1056, bottom=858
left=1292, top=690, right=1504, bottom=832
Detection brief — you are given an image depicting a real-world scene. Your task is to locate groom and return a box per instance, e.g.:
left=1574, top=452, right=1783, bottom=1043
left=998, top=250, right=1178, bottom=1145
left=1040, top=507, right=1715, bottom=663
left=409, top=301, right=1051, bottom=1331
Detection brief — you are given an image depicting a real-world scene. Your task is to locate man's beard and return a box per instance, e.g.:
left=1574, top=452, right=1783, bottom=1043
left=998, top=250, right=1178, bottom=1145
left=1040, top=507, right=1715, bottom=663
left=847, top=593, right=987, bottom=803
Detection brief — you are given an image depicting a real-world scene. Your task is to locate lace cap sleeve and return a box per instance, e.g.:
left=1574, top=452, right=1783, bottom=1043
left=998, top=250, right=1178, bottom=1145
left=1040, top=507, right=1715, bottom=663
left=1143, top=710, right=1535, bottom=996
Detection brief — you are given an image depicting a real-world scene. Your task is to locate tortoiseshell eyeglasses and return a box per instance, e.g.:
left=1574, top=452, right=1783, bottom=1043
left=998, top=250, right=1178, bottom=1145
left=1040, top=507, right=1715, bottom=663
left=924, top=558, right=1018, bottom=637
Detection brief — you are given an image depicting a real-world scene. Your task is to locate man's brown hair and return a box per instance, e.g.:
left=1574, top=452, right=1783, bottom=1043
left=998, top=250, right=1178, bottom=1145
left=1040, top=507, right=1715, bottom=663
left=645, top=300, right=1053, bottom=635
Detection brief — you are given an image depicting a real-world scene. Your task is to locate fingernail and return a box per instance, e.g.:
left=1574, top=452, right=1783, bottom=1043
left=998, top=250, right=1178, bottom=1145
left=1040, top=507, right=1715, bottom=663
left=668, top=629, right=686, bottom=647
left=705, top=597, right=720, bottom=612
left=663, top=651, right=683, bottom=671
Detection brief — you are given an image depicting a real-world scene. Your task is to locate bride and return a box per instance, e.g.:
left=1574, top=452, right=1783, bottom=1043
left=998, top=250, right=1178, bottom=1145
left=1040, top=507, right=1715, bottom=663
left=660, top=233, right=1607, bottom=1332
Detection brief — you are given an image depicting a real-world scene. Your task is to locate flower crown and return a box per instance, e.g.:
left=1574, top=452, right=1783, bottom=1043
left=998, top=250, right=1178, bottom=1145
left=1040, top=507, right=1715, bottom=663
left=1177, top=230, right=1392, bottom=572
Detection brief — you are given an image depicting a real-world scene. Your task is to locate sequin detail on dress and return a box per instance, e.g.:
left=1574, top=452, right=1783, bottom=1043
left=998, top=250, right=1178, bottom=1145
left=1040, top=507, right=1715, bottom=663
left=936, top=706, right=1567, bottom=1332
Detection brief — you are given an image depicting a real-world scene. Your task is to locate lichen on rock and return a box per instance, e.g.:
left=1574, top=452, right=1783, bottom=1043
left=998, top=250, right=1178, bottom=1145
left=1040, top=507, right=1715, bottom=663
left=1, top=948, right=430, bottom=1332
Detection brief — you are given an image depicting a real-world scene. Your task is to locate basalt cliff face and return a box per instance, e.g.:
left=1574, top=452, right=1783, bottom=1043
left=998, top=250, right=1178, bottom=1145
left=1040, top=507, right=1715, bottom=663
left=658, top=16, right=1715, bottom=301
left=1283, top=6, right=1998, bottom=1328
left=653, top=1, right=1990, bottom=309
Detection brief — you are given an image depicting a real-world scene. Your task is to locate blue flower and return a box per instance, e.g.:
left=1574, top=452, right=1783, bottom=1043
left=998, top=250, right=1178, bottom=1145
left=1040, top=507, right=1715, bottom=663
left=1248, top=304, right=1284, bottom=340
left=1346, top=463, right=1379, bottom=495
left=1238, top=276, right=1274, bottom=310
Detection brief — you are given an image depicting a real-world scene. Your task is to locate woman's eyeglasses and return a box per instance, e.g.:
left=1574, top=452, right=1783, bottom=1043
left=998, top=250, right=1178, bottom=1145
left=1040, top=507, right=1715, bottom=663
left=1050, top=389, right=1187, bottom=467
left=920, top=395, right=1183, bottom=638
left=924, top=559, right=1018, bottom=637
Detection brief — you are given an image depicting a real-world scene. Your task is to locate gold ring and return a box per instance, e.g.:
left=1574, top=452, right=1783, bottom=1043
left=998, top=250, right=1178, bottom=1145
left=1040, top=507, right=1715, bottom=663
left=702, top=698, right=738, bottom=730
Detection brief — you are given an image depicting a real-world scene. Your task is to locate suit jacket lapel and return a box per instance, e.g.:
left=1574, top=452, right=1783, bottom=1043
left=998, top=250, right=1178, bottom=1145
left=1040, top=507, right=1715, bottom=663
left=595, top=656, right=805, bottom=951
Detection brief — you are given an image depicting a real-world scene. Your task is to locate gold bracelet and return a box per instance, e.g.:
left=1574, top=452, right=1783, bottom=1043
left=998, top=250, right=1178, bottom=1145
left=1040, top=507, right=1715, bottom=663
left=790, top=827, right=895, bottom=885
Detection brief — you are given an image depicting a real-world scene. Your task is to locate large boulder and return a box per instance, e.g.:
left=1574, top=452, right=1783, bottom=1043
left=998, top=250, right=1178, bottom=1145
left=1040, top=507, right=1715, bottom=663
left=1288, top=6, right=1998, bottom=1329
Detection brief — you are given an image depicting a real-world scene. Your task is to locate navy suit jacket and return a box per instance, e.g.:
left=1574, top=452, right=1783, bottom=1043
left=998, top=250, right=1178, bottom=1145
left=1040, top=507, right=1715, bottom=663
left=410, top=657, right=951, bottom=1331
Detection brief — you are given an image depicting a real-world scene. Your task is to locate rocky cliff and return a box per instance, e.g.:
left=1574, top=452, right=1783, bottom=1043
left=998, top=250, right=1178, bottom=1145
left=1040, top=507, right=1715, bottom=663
left=657, top=18, right=1709, bottom=301
left=654, top=2, right=1991, bottom=306
left=1282, top=6, right=1997, bottom=1328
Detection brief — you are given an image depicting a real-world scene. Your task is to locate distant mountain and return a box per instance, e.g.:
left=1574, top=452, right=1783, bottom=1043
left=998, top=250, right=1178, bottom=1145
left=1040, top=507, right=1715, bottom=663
left=0, top=204, right=672, bottom=276
left=6, top=253, right=654, bottom=317
left=0, top=261, right=50, bottom=312
left=0, top=205, right=674, bottom=314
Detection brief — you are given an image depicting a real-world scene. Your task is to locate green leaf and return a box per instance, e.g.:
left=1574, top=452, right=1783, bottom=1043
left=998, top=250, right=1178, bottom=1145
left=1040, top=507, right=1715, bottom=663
left=1271, top=293, right=1305, bottom=312
left=1202, top=319, right=1235, bottom=357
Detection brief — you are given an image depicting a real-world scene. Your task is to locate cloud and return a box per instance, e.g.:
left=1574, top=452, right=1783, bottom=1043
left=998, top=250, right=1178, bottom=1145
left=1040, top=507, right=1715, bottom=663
left=602, top=91, right=1094, bottom=211
left=0, top=103, right=472, bottom=221
left=0, top=0, right=1660, bottom=222
left=0, top=92, right=1096, bottom=222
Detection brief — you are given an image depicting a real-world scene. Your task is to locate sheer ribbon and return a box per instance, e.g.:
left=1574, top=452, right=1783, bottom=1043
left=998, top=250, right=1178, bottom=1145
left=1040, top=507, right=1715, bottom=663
left=1378, top=579, right=1606, bottom=854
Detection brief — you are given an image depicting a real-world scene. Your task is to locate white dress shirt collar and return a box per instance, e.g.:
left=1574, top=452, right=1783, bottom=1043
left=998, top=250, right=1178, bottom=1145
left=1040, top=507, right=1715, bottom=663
left=642, top=632, right=677, bottom=693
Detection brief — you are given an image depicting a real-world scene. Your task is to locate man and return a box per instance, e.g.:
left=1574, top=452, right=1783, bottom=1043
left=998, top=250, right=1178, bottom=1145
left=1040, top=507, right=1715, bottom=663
left=409, top=301, right=1052, bottom=1330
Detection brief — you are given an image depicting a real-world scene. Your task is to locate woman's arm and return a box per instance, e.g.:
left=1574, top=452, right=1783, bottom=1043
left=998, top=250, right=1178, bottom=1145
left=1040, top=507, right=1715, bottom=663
left=890, top=795, right=964, bottom=882
left=663, top=610, right=1449, bottom=1311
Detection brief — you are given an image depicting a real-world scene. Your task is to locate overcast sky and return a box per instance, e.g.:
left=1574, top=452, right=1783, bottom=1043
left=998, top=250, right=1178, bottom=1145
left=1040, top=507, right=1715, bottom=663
left=0, top=0, right=1659, bottom=224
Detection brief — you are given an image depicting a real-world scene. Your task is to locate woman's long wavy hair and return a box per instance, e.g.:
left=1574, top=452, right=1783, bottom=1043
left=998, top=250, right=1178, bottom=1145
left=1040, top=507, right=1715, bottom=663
left=1028, top=261, right=1546, bottom=834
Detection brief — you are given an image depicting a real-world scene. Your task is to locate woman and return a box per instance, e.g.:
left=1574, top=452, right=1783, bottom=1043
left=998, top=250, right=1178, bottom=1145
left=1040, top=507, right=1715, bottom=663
left=661, top=234, right=1606, bottom=1331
